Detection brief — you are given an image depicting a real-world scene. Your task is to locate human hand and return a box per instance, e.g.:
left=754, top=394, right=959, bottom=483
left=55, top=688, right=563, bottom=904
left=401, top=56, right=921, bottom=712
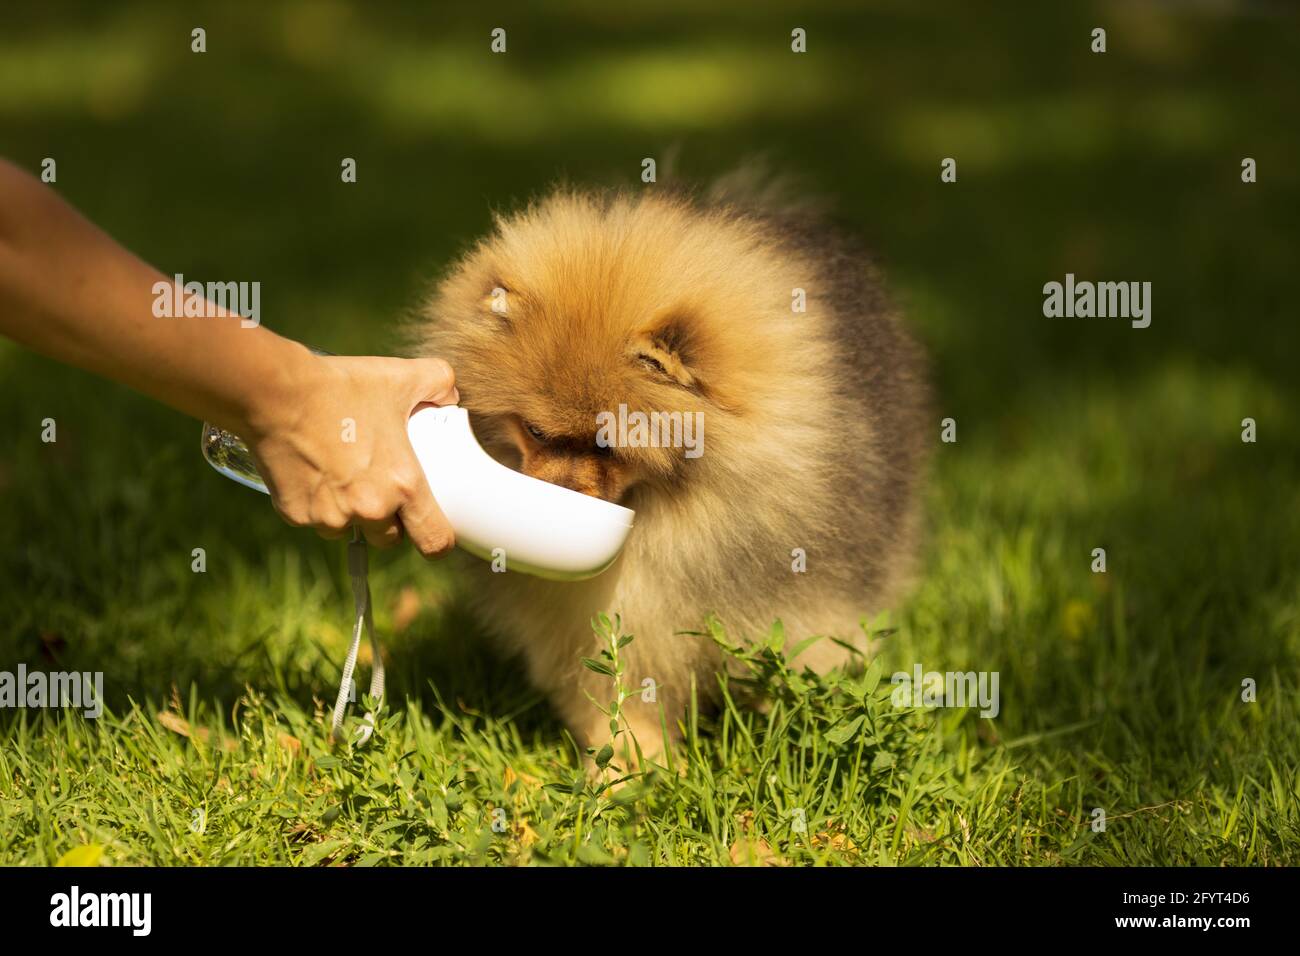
left=241, top=350, right=460, bottom=557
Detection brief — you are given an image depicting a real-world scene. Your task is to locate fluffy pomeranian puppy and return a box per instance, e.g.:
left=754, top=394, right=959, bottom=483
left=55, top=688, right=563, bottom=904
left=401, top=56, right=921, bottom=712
left=414, top=172, right=929, bottom=761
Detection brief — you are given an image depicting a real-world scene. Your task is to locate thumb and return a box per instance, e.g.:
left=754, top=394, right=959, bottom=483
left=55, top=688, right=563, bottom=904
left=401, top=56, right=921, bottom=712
left=405, top=356, right=458, bottom=406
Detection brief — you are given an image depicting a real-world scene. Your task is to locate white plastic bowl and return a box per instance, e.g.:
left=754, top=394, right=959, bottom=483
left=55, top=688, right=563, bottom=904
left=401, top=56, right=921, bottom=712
left=406, top=405, right=635, bottom=580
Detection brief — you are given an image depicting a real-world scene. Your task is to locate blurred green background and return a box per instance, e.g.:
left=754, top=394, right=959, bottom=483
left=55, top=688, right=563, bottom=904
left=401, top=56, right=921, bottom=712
left=1, top=1, right=1297, bottom=863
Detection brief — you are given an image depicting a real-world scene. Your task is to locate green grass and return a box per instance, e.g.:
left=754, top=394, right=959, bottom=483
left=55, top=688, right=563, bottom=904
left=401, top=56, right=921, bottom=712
left=1, top=0, right=1298, bottom=865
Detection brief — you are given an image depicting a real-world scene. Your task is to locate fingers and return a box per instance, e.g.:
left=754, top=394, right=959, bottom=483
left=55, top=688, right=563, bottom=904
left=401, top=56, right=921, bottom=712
left=358, top=517, right=402, bottom=549
left=406, top=356, right=459, bottom=406
left=276, top=500, right=350, bottom=541
left=272, top=489, right=361, bottom=544
left=395, top=461, right=455, bottom=560
left=277, top=472, right=452, bottom=560
left=345, top=488, right=404, bottom=549
left=274, top=503, right=347, bottom=541
left=279, top=503, right=403, bottom=548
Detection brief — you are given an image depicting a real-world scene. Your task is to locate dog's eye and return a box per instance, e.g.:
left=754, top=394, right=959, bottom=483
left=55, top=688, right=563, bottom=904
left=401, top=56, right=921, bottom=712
left=638, top=353, right=667, bottom=376
left=523, top=421, right=549, bottom=443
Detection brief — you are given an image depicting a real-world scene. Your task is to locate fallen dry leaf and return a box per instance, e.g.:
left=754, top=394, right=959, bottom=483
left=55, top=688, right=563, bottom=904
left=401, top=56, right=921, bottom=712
left=812, top=830, right=860, bottom=854
left=157, top=711, right=199, bottom=738
left=729, top=836, right=782, bottom=867
left=904, top=827, right=937, bottom=846
left=503, top=765, right=543, bottom=791
left=156, top=711, right=237, bottom=751
left=392, top=586, right=422, bottom=633
left=515, top=820, right=539, bottom=849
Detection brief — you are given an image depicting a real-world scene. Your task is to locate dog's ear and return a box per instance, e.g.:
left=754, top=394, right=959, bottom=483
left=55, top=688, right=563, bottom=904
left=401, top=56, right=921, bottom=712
left=631, top=310, right=702, bottom=391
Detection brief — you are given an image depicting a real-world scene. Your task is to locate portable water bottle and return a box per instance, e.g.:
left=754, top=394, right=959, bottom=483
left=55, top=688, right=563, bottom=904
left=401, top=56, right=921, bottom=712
left=200, top=348, right=635, bottom=581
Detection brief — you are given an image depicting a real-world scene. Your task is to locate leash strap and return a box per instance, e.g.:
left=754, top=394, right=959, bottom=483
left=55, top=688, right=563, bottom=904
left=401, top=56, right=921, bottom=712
left=330, top=528, right=385, bottom=744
